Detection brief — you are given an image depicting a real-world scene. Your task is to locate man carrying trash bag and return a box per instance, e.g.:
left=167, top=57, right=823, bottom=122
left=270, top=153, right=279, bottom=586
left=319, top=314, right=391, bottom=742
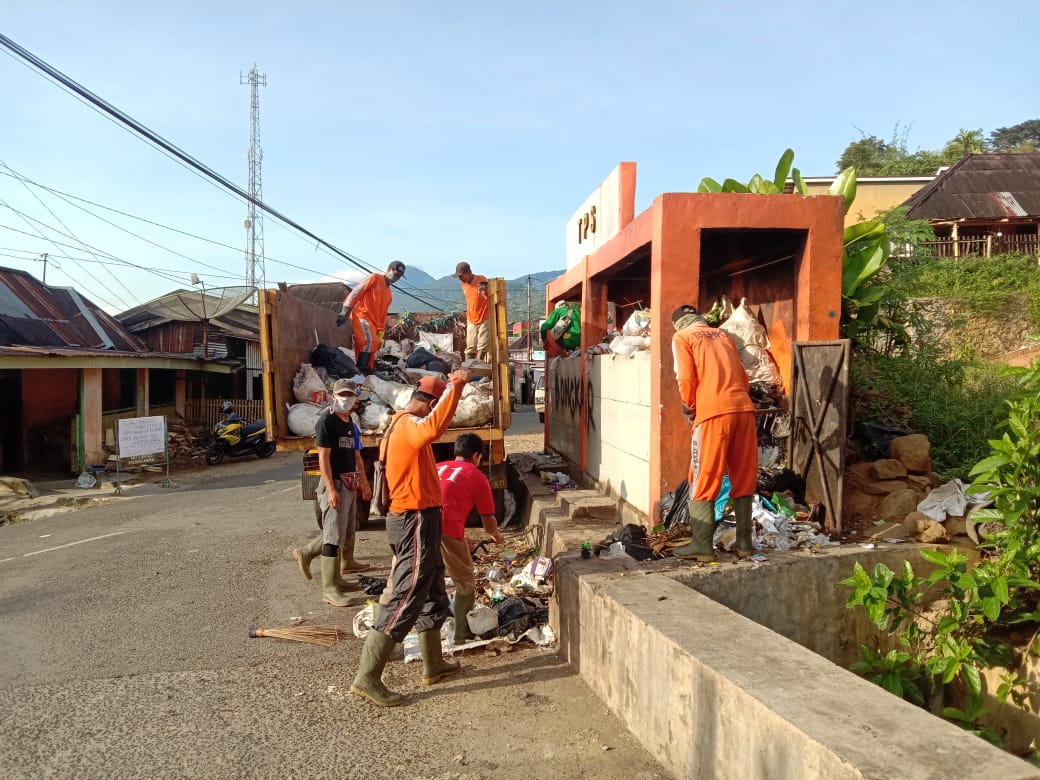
left=670, top=304, right=758, bottom=561
left=350, top=370, right=471, bottom=707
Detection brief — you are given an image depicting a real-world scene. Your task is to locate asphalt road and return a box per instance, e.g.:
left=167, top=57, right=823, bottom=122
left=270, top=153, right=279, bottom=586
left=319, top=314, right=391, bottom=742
left=0, top=447, right=665, bottom=780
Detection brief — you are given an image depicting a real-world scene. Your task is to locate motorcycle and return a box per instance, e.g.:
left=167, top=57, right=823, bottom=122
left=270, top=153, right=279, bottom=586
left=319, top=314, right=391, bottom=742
left=205, top=403, right=277, bottom=465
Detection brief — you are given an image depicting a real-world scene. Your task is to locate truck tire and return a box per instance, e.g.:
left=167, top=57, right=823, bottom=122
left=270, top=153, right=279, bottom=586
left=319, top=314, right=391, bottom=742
left=538, top=411, right=545, bottom=423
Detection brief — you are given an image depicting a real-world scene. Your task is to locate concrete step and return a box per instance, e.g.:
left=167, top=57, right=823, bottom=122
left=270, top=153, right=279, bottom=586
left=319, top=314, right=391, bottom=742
left=556, top=490, right=618, bottom=523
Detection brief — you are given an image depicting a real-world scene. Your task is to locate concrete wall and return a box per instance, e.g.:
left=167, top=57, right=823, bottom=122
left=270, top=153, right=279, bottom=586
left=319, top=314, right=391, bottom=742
left=546, top=354, right=582, bottom=466
left=554, top=553, right=1039, bottom=780
left=586, top=351, right=652, bottom=516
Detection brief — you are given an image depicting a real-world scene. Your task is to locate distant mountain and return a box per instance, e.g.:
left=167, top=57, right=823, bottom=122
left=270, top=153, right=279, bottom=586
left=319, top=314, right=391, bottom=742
left=391, top=269, right=565, bottom=323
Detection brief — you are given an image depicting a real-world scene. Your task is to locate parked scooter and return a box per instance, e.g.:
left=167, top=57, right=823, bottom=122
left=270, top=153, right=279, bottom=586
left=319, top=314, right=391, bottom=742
left=205, top=401, right=277, bottom=465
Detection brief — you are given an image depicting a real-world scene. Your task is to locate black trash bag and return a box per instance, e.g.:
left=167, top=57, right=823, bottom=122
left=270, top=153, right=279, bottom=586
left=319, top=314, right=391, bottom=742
left=756, top=468, right=807, bottom=505
left=310, top=343, right=360, bottom=378
left=856, top=421, right=913, bottom=459
left=493, top=596, right=549, bottom=637
left=662, top=480, right=691, bottom=531
left=357, top=575, right=387, bottom=596
left=602, top=523, right=656, bottom=561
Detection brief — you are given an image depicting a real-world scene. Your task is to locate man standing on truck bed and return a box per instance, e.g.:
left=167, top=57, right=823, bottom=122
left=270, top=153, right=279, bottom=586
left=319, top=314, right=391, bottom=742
left=452, top=261, right=489, bottom=362
left=350, top=370, right=471, bottom=707
left=336, top=261, right=406, bottom=373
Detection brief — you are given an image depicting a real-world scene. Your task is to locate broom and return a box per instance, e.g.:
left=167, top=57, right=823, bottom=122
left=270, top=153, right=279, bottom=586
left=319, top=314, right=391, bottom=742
left=248, top=624, right=345, bottom=647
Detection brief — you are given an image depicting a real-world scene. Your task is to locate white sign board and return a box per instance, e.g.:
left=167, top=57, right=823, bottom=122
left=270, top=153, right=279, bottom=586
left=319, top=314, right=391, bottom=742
left=117, top=416, right=167, bottom=459
left=564, top=162, right=636, bottom=269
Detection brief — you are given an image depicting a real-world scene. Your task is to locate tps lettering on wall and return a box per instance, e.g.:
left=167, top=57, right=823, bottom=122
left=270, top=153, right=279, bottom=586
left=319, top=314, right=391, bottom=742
left=564, top=162, right=637, bottom=269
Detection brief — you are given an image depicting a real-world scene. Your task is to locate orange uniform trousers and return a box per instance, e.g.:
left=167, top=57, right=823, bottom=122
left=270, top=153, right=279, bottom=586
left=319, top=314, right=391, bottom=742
left=689, top=410, right=758, bottom=501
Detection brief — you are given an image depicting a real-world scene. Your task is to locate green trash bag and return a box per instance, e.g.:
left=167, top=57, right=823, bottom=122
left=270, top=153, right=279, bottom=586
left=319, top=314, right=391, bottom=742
left=540, top=305, right=581, bottom=350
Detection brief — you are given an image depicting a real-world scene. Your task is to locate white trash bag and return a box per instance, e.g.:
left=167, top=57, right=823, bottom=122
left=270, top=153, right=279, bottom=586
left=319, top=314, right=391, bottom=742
left=287, top=402, right=326, bottom=436
left=292, top=363, right=327, bottom=404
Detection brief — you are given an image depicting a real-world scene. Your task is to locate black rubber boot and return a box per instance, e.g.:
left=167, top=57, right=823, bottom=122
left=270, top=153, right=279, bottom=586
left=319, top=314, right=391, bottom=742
left=672, top=500, right=717, bottom=562
left=350, top=630, right=404, bottom=707
left=356, top=352, right=371, bottom=375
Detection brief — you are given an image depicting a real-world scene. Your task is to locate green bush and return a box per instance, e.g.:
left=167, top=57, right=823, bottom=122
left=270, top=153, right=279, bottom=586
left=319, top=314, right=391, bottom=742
left=852, top=350, right=1015, bottom=477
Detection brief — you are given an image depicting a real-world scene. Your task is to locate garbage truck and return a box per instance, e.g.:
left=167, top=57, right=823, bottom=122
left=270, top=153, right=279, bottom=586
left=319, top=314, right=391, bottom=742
left=258, top=279, right=512, bottom=527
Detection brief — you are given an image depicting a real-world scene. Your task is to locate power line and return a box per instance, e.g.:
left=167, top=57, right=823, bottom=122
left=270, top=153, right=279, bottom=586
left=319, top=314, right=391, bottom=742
left=0, top=198, right=123, bottom=309
left=0, top=155, right=139, bottom=308
left=0, top=32, right=448, bottom=313
left=0, top=244, right=244, bottom=282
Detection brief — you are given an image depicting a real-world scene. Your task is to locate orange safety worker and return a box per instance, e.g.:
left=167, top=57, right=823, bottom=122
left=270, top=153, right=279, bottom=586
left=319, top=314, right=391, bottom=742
left=452, top=261, right=489, bottom=361
left=336, top=261, right=406, bottom=372
left=670, top=304, right=758, bottom=562
left=349, top=370, right=471, bottom=707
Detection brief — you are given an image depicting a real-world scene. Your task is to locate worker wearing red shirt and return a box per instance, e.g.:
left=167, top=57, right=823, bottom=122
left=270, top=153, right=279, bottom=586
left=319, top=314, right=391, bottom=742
left=350, top=369, right=470, bottom=708
left=336, top=261, right=405, bottom=372
left=437, top=433, right=504, bottom=644
left=670, top=304, right=758, bottom=562
left=452, top=261, right=489, bottom=361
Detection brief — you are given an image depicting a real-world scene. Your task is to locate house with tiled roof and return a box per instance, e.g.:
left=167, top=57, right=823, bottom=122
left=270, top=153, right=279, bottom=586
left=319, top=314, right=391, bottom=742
left=900, top=153, right=1040, bottom=257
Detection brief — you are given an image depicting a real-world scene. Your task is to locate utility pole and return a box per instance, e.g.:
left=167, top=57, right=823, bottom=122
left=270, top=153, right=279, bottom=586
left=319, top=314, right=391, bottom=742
left=36, top=252, right=49, bottom=284
left=526, top=274, right=532, bottom=361
left=240, top=64, right=267, bottom=301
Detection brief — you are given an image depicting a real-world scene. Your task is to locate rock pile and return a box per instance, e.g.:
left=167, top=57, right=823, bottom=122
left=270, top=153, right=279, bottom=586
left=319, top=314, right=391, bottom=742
left=843, top=433, right=975, bottom=546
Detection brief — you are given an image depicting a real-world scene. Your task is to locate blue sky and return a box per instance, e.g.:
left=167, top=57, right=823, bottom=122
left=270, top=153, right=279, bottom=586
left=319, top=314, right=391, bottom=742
left=1, top=1, right=1037, bottom=313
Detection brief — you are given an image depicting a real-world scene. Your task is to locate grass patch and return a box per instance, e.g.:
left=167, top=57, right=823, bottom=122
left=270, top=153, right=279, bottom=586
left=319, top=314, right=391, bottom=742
left=894, top=252, right=1040, bottom=325
left=851, top=350, right=1015, bottom=478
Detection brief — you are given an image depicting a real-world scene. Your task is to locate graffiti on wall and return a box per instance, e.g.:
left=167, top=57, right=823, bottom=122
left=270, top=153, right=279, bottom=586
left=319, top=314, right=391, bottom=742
left=552, top=370, right=595, bottom=432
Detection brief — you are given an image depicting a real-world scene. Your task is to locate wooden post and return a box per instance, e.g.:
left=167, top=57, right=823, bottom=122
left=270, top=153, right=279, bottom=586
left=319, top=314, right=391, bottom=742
left=135, top=368, right=149, bottom=417
left=175, top=370, right=186, bottom=419
left=952, top=223, right=959, bottom=258
left=986, top=234, right=993, bottom=258
left=81, top=368, right=104, bottom=467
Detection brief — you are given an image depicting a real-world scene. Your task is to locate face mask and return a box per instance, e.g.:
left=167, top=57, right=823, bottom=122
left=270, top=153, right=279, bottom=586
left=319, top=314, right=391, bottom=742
left=333, top=395, right=356, bottom=413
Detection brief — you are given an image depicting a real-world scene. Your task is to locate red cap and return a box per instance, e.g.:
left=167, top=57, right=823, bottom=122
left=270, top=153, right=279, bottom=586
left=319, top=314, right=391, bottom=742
left=416, top=375, right=447, bottom=398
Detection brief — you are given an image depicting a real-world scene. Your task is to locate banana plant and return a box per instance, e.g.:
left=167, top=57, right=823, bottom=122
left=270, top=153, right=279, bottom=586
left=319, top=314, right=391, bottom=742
left=698, top=150, right=904, bottom=349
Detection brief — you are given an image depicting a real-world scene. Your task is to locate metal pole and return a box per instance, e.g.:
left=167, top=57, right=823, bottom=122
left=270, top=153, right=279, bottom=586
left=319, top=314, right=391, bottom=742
left=526, top=274, right=532, bottom=361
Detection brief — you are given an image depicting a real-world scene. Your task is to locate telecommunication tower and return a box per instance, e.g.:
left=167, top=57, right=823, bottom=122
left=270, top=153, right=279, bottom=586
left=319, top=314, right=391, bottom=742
left=240, top=64, right=267, bottom=298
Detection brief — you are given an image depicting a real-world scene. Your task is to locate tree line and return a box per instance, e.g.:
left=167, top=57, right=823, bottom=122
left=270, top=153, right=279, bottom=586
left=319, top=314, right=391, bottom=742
left=836, top=119, right=1040, bottom=176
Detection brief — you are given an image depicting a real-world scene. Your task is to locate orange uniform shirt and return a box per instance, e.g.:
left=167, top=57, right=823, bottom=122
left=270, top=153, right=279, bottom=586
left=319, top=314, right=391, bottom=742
left=343, top=272, right=393, bottom=331
left=460, top=275, right=489, bottom=325
left=671, top=322, right=755, bottom=425
left=384, top=377, right=465, bottom=513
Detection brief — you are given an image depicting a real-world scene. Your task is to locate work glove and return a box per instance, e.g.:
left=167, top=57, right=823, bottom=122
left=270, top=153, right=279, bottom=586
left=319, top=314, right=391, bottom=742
left=682, top=405, right=696, bottom=424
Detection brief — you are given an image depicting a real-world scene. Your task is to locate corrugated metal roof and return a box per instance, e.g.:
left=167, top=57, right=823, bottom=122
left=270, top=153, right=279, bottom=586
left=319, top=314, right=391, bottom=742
left=903, top=153, right=1040, bottom=220
left=0, top=267, right=144, bottom=350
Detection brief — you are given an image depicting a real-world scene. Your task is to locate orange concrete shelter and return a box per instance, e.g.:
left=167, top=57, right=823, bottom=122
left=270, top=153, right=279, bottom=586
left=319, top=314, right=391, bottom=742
left=544, top=163, right=845, bottom=524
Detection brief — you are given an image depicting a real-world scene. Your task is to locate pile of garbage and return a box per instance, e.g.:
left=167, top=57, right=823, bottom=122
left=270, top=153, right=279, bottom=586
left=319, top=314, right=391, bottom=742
left=352, top=527, right=556, bottom=655
left=284, top=340, right=495, bottom=436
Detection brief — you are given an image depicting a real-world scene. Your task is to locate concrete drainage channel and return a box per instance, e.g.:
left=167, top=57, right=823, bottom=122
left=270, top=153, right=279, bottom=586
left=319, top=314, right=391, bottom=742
left=514, top=470, right=1040, bottom=779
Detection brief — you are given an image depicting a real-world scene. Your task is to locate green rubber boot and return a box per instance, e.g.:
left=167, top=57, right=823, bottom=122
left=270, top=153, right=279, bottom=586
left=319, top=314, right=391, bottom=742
left=292, top=535, right=322, bottom=581
left=320, top=556, right=351, bottom=607
left=420, top=629, right=462, bottom=685
left=672, top=500, right=717, bottom=562
left=453, top=592, right=476, bottom=644
left=734, top=496, right=755, bottom=558
left=334, top=548, right=360, bottom=594
left=350, top=629, right=404, bottom=707
left=340, top=535, right=371, bottom=574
